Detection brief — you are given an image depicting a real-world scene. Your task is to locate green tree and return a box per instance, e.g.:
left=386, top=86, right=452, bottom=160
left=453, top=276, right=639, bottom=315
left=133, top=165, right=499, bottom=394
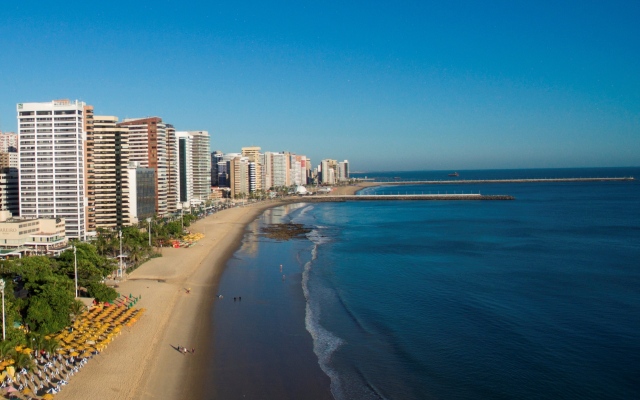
left=86, top=282, right=118, bottom=303
left=25, top=276, right=75, bottom=334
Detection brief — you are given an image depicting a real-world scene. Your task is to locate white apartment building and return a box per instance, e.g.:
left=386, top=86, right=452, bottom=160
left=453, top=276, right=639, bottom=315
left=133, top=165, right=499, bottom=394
left=272, top=152, right=288, bottom=188
left=17, top=100, right=87, bottom=239
left=191, top=131, right=211, bottom=203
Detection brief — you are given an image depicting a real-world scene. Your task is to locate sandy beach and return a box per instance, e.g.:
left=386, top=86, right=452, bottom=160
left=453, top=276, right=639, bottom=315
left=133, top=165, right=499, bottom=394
left=53, top=184, right=368, bottom=400
left=51, top=200, right=279, bottom=400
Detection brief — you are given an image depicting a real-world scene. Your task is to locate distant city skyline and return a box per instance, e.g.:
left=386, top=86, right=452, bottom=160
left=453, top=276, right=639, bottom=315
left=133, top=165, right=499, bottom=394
left=1, top=1, right=639, bottom=171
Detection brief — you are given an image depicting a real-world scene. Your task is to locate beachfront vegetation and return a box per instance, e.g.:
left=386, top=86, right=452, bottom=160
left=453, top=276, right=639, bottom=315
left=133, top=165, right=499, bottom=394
left=0, top=212, right=204, bottom=350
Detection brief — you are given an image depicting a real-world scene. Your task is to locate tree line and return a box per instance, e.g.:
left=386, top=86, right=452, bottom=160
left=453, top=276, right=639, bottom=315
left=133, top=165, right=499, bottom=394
left=0, top=214, right=196, bottom=367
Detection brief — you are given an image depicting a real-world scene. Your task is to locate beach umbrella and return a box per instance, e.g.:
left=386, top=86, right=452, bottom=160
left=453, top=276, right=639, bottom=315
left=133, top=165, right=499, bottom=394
left=70, top=352, right=79, bottom=357
left=42, top=394, right=55, bottom=399
left=4, top=385, right=17, bottom=394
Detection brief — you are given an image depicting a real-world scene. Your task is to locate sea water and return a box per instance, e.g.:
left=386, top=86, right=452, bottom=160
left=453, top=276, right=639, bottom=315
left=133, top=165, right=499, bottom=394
left=212, top=167, right=640, bottom=399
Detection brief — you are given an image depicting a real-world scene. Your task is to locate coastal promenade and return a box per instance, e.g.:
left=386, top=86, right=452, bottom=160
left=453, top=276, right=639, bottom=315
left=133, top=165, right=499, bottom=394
left=369, top=177, right=634, bottom=185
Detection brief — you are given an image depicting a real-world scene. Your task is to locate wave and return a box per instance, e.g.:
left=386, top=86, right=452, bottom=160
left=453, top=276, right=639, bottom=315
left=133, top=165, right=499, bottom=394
left=302, top=245, right=346, bottom=400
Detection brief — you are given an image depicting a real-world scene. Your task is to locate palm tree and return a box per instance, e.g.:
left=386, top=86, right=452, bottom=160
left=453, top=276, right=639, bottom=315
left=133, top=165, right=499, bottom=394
left=0, top=340, right=16, bottom=360
left=27, top=334, right=46, bottom=357
left=70, top=300, right=85, bottom=322
left=13, top=351, right=34, bottom=371
left=43, top=338, right=60, bottom=356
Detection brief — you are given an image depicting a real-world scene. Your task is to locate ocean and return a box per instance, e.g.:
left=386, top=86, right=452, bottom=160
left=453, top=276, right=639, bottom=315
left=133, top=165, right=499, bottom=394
left=207, top=167, right=640, bottom=399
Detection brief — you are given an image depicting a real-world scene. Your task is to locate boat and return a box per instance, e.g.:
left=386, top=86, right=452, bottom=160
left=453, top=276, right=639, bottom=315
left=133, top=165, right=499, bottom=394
left=448, top=172, right=459, bottom=177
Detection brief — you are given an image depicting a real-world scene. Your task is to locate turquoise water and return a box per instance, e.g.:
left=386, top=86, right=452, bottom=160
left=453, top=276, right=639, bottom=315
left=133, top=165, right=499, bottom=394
left=211, top=167, right=640, bottom=399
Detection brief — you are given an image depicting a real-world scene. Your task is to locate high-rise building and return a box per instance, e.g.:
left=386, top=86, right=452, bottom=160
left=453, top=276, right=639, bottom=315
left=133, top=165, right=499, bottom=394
left=166, top=124, right=179, bottom=214
left=230, top=156, right=250, bottom=197
left=218, top=153, right=240, bottom=188
left=176, top=132, right=193, bottom=204
left=338, top=160, right=350, bottom=181
left=91, top=116, right=131, bottom=229
left=211, top=151, right=223, bottom=186
left=241, top=146, right=262, bottom=193
left=0, top=132, right=18, bottom=152
left=320, top=159, right=338, bottom=185
left=127, top=163, right=156, bottom=221
left=118, top=117, right=169, bottom=216
left=17, top=100, right=87, bottom=238
left=191, top=131, right=211, bottom=203
left=272, top=152, right=288, bottom=188
left=0, top=168, right=19, bottom=216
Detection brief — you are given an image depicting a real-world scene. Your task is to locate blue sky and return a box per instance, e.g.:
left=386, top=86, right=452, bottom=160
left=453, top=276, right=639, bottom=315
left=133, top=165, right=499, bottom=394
left=0, top=1, right=638, bottom=171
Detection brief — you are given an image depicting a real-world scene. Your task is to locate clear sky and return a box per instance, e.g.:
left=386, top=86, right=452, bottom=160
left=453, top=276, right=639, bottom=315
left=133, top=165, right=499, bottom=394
left=1, top=1, right=638, bottom=171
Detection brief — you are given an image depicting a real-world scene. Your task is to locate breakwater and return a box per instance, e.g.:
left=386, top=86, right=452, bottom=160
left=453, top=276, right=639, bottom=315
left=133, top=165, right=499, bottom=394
left=288, top=194, right=514, bottom=202
left=369, top=177, right=634, bottom=185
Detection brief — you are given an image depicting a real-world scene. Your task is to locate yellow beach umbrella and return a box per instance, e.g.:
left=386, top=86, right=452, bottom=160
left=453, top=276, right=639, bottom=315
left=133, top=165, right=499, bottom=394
left=42, top=394, right=55, bottom=400
left=70, top=351, right=79, bottom=357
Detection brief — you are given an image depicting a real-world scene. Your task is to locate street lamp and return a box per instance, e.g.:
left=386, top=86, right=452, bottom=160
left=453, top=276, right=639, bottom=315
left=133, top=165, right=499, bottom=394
left=118, top=230, right=123, bottom=278
left=0, top=279, right=5, bottom=341
left=147, top=217, right=152, bottom=247
left=73, top=245, right=78, bottom=298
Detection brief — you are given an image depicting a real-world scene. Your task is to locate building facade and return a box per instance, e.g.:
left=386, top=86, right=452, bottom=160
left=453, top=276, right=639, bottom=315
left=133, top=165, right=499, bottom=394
left=176, top=132, right=194, bottom=204
left=91, top=116, right=131, bottom=229
left=191, top=131, right=211, bottom=203
left=118, top=117, right=169, bottom=216
left=17, top=100, right=87, bottom=238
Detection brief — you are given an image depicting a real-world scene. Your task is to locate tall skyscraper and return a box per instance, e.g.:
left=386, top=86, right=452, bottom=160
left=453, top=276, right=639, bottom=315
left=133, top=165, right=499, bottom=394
left=230, top=156, right=250, bottom=197
left=166, top=124, right=179, bottom=214
left=17, top=100, right=87, bottom=238
left=241, top=146, right=262, bottom=193
left=191, top=131, right=211, bottom=203
left=176, top=132, right=194, bottom=204
left=91, top=116, right=131, bottom=228
left=118, top=117, right=169, bottom=216
left=211, top=151, right=223, bottom=186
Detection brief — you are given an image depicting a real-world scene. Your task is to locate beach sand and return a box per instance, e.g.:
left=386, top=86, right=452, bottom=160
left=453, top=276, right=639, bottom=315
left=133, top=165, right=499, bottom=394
left=55, top=201, right=283, bottom=400
left=55, top=184, right=369, bottom=400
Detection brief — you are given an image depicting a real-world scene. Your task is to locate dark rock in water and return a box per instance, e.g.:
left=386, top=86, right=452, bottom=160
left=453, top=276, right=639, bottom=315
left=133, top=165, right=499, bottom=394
left=260, top=223, right=311, bottom=240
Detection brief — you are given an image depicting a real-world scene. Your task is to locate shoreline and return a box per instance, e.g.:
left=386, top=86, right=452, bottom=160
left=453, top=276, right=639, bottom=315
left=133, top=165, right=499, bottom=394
left=54, top=184, right=366, bottom=400
left=54, top=200, right=286, bottom=400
